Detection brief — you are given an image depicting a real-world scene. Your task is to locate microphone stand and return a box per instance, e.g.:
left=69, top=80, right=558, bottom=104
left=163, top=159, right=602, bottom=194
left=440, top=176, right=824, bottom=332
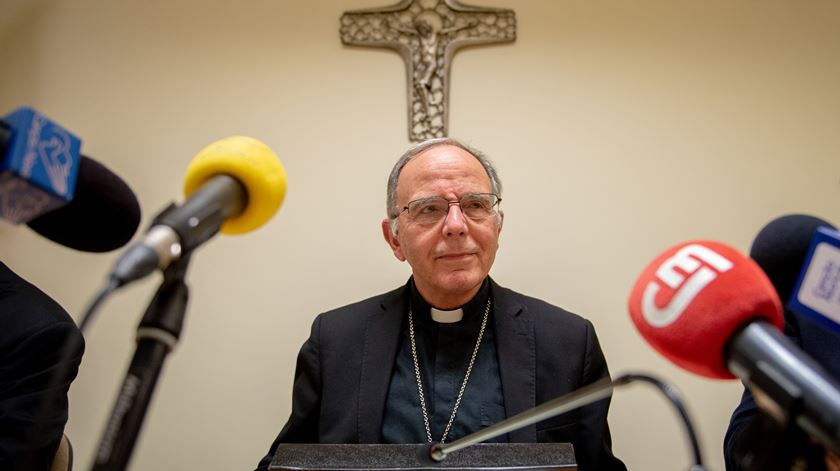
left=91, top=253, right=193, bottom=471
left=425, top=373, right=707, bottom=471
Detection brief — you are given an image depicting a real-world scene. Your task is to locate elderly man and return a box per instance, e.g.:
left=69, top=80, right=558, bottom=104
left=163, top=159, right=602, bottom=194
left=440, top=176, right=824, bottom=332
left=257, top=138, right=625, bottom=471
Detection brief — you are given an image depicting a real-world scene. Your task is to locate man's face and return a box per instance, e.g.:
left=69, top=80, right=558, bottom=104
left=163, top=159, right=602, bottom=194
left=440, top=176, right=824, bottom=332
left=382, top=145, right=503, bottom=308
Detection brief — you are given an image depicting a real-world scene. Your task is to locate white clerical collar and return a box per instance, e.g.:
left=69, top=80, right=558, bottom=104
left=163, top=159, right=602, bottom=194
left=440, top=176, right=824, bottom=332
left=430, top=307, right=464, bottom=323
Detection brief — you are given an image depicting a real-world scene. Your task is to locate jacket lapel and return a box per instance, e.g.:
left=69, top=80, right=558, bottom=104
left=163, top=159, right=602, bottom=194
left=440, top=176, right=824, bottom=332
left=492, top=280, right=538, bottom=442
left=357, top=285, right=406, bottom=442
left=355, top=279, right=538, bottom=443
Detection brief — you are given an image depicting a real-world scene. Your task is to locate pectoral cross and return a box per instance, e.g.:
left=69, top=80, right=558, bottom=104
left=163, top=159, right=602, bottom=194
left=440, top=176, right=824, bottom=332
left=340, top=0, right=516, bottom=142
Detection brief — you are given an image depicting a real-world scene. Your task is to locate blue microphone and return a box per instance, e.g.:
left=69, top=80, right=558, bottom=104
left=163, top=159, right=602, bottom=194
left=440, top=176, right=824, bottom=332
left=0, top=107, right=82, bottom=223
left=1, top=106, right=141, bottom=252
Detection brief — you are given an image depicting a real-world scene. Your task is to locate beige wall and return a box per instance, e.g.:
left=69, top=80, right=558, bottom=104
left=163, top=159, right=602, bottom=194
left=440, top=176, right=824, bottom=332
left=1, top=1, right=839, bottom=469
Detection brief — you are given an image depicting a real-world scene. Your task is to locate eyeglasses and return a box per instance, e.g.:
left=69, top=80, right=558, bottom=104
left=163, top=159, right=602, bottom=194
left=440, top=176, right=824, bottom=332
left=396, top=193, right=501, bottom=225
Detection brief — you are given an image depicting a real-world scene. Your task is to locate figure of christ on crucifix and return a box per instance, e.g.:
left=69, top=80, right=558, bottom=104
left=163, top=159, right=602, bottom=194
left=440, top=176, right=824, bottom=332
left=388, top=11, right=478, bottom=113
left=340, top=0, right=516, bottom=141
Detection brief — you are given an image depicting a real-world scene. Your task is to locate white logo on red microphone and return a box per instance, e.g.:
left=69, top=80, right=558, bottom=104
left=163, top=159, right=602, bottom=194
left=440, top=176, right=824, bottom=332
left=642, top=244, right=733, bottom=327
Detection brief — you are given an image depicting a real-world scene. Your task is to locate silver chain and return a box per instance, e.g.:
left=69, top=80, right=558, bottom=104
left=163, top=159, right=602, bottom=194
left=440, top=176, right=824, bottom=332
left=408, top=297, right=491, bottom=444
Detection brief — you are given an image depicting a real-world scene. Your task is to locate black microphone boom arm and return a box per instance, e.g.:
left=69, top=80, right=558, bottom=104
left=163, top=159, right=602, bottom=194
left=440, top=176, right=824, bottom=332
left=428, top=373, right=706, bottom=471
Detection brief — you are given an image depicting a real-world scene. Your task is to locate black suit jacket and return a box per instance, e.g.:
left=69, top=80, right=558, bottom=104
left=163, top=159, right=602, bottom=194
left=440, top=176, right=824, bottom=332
left=257, top=278, right=624, bottom=471
left=0, top=262, right=84, bottom=471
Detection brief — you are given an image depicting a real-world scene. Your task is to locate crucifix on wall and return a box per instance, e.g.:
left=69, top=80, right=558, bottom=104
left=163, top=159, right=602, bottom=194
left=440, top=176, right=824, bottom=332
left=340, top=0, right=516, bottom=142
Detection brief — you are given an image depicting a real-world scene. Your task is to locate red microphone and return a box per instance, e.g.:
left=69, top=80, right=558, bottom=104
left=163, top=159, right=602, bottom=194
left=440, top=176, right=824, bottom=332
left=628, top=241, right=840, bottom=453
left=628, top=241, right=783, bottom=378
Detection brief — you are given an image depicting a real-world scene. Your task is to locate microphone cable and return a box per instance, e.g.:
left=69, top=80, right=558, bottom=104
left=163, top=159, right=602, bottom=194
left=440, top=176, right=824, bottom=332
left=623, top=373, right=705, bottom=470
left=78, top=278, right=121, bottom=333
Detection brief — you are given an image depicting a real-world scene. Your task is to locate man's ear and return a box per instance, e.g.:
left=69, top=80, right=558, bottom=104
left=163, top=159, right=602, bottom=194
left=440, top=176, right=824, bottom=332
left=497, top=210, right=504, bottom=232
left=381, top=219, right=406, bottom=261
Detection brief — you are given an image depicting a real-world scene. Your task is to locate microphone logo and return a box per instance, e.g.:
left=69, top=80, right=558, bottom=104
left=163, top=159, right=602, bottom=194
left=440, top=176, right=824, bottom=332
left=1, top=107, right=81, bottom=223
left=642, top=244, right=733, bottom=327
left=789, top=227, right=840, bottom=330
left=22, top=113, right=76, bottom=195
left=36, top=130, right=75, bottom=196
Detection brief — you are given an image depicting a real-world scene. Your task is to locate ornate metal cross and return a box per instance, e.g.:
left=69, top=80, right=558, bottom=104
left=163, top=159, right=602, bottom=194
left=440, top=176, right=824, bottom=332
left=340, top=0, right=516, bottom=142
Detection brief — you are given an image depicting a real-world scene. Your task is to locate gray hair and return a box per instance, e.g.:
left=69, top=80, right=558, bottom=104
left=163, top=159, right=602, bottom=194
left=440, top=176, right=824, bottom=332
left=385, top=137, right=503, bottom=220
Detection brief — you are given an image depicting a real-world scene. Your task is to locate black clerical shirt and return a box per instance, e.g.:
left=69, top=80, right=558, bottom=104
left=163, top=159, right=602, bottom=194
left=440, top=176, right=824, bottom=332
left=381, top=278, right=507, bottom=444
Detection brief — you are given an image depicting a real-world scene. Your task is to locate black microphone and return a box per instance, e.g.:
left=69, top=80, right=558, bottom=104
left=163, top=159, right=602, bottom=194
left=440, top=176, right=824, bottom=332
left=109, top=136, right=287, bottom=287
left=749, top=214, right=837, bottom=302
left=747, top=215, right=840, bottom=448
left=26, top=156, right=141, bottom=252
left=1, top=107, right=140, bottom=252
left=722, top=214, right=840, bottom=470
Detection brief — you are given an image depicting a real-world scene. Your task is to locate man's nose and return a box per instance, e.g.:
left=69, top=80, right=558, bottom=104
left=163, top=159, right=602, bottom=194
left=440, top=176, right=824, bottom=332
left=442, top=202, right=468, bottom=237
